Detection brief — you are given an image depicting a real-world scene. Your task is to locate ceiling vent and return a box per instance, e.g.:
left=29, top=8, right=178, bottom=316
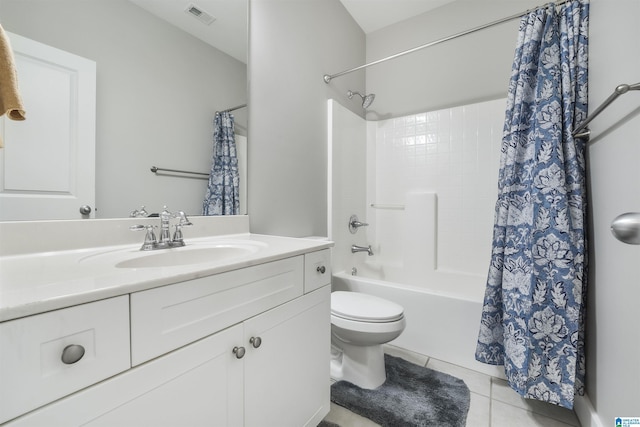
left=184, top=3, right=216, bottom=26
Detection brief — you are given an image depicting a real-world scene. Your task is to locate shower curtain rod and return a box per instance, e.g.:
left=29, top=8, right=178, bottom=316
left=217, top=104, right=247, bottom=113
left=323, top=0, right=572, bottom=84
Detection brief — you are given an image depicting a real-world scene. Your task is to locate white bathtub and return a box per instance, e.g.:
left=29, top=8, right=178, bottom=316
left=332, top=267, right=505, bottom=378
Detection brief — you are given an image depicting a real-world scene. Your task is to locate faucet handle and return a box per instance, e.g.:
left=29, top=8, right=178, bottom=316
left=138, top=225, right=156, bottom=248
left=172, top=224, right=186, bottom=246
left=130, top=225, right=157, bottom=250
left=174, top=211, right=193, bottom=226
left=349, top=214, right=369, bottom=234
left=129, top=205, right=149, bottom=218
left=142, top=225, right=157, bottom=251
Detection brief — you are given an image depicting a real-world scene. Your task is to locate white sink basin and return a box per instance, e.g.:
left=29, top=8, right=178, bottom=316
left=79, top=240, right=266, bottom=269
left=115, top=246, right=253, bottom=268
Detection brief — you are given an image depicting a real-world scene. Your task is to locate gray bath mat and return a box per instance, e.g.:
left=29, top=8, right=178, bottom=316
left=331, top=354, right=470, bottom=427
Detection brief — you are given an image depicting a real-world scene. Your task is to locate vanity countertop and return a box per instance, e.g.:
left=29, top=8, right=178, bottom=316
left=0, top=233, right=332, bottom=322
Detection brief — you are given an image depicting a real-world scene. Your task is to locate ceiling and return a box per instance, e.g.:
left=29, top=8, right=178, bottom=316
left=128, top=0, right=455, bottom=63
left=128, top=0, right=248, bottom=63
left=339, top=0, right=456, bottom=34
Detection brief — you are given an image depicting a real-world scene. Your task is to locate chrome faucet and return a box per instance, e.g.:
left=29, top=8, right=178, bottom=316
left=129, top=205, right=149, bottom=218
left=351, top=244, right=373, bottom=256
left=130, top=206, right=192, bottom=251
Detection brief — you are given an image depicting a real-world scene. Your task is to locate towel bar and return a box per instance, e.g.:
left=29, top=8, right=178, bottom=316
left=150, top=166, right=209, bottom=179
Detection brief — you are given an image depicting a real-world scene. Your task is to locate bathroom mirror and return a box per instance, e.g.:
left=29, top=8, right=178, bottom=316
left=0, top=0, right=248, bottom=220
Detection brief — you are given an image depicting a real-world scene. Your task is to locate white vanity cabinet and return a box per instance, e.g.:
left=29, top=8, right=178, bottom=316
left=2, top=249, right=332, bottom=427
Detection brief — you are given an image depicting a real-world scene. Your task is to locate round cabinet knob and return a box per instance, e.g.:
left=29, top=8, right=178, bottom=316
left=249, top=336, right=262, bottom=348
left=79, top=205, right=92, bottom=215
left=232, top=346, right=246, bottom=359
left=316, top=265, right=326, bottom=274
left=61, top=344, right=85, bottom=365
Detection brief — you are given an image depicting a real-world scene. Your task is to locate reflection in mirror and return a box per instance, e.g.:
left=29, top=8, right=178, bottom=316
left=0, top=0, right=248, bottom=220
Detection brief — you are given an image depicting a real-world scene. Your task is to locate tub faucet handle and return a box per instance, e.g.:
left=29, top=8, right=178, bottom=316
left=349, top=214, right=369, bottom=234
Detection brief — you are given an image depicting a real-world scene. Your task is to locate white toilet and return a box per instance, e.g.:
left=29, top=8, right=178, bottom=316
left=330, top=291, right=406, bottom=389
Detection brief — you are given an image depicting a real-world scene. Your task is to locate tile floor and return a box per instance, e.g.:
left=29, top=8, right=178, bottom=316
left=323, top=345, right=581, bottom=427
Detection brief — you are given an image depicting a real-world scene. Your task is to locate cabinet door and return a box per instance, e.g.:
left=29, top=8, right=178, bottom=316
left=244, top=286, right=331, bottom=427
left=7, top=324, right=244, bottom=427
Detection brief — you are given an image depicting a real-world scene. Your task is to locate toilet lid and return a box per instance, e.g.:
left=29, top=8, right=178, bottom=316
left=331, top=291, right=404, bottom=323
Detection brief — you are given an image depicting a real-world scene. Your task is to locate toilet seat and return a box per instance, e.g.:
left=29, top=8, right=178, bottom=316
left=331, top=291, right=404, bottom=323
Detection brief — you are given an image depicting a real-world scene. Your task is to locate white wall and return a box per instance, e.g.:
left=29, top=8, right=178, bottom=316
left=584, top=0, right=640, bottom=424
left=248, top=0, right=365, bottom=237
left=365, top=0, right=542, bottom=117
left=1, top=0, right=247, bottom=218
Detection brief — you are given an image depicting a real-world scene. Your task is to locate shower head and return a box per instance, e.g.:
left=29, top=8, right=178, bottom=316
left=347, top=90, right=376, bottom=109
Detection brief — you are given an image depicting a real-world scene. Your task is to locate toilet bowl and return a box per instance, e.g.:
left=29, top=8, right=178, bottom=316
left=330, top=291, right=406, bottom=389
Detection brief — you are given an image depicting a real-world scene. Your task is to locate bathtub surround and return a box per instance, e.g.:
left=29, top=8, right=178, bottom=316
left=475, top=1, right=589, bottom=410
left=367, top=100, right=504, bottom=277
left=331, top=354, right=470, bottom=427
left=329, top=98, right=506, bottom=378
left=203, top=111, right=240, bottom=216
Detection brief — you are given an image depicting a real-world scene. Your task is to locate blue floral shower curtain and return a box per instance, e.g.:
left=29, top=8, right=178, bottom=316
left=475, top=1, right=589, bottom=409
left=203, top=111, right=240, bottom=215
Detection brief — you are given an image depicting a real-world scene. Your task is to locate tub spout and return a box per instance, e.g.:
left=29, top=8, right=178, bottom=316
left=351, top=244, right=373, bottom=256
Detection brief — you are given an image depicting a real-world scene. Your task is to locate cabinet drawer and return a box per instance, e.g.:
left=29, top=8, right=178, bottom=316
left=131, top=256, right=304, bottom=365
left=0, top=296, right=130, bottom=424
left=304, top=249, right=331, bottom=293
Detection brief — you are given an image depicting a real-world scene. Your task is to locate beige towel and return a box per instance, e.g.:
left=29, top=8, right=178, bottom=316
left=0, top=24, right=26, bottom=148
